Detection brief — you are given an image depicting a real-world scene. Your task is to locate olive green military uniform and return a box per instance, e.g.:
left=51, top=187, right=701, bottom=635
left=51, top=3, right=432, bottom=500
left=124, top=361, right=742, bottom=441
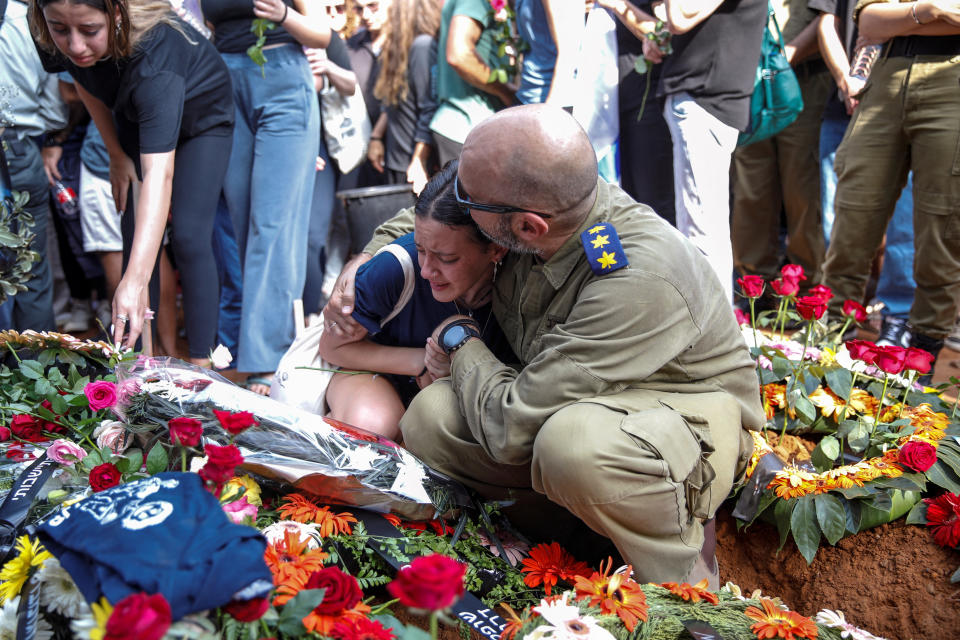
left=823, top=0, right=960, bottom=339
left=366, top=181, right=764, bottom=583
left=732, top=0, right=832, bottom=287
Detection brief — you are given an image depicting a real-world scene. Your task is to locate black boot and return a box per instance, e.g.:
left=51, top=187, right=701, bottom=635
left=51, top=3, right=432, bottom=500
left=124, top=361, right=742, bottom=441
left=910, top=331, right=944, bottom=386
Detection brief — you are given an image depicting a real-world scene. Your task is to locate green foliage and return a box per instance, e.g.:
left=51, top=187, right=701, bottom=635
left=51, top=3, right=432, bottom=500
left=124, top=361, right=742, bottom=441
left=246, top=19, right=276, bottom=76
left=277, top=588, right=326, bottom=636
left=0, top=189, right=39, bottom=303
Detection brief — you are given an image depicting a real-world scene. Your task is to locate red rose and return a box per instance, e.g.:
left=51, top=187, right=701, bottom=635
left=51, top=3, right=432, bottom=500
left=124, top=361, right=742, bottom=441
left=39, top=400, right=66, bottom=434
left=770, top=278, right=799, bottom=297
left=89, top=462, right=122, bottom=492
left=842, top=300, right=867, bottom=323
left=387, top=554, right=466, bottom=611
left=734, top=307, right=750, bottom=326
left=205, top=443, right=244, bottom=468
left=898, top=440, right=938, bottom=472
left=780, top=264, right=806, bottom=283
left=10, top=414, right=47, bottom=442
left=737, top=275, right=765, bottom=299
left=808, top=284, right=833, bottom=304
left=873, top=345, right=907, bottom=375
left=224, top=597, right=270, bottom=622
left=795, top=295, right=827, bottom=321
left=168, top=417, right=202, bottom=447
left=924, top=492, right=960, bottom=548
left=168, top=417, right=203, bottom=447
left=331, top=617, right=395, bottom=640
left=84, top=380, right=118, bottom=411
left=845, top=339, right=878, bottom=365
left=0, top=427, right=9, bottom=441
left=104, top=592, right=171, bottom=640
left=213, top=410, right=257, bottom=435
left=903, top=347, right=935, bottom=374
left=304, top=566, right=363, bottom=614
left=198, top=465, right=226, bottom=495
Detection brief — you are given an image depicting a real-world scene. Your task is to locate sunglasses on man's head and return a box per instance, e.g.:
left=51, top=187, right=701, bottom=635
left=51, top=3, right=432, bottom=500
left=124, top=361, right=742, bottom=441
left=453, top=176, right=553, bottom=219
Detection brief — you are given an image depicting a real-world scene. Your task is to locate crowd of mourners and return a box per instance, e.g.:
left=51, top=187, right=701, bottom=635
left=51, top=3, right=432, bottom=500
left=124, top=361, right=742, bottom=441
left=2, top=0, right=959, bottom=396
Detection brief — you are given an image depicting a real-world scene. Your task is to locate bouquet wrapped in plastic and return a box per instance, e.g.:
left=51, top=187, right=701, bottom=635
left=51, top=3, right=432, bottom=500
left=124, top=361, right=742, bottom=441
left=114, top=357, right=469, bottom=520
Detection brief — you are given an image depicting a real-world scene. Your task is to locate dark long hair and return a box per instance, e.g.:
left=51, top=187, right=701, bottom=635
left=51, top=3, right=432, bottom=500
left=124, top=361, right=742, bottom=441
left=415, top=161, right=489, bottom=246
left=30, top=0, right=189, bottom=60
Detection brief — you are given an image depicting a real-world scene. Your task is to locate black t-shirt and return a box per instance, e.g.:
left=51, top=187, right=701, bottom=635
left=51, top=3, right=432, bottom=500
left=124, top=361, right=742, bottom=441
left=326, top=30, right=352, bottom=69
left=347, top=28, right=382, bottom=123
left=615, top=4, right=666, bottom=113
left=809, top=0, right=854, bottom=120
left=658, top=0, right=767, bottom=131
left=385, top=34, right=437, bottom=172
left=202, top=0, right=297, bottom=53
left=37, top=18, right=233, bottom=158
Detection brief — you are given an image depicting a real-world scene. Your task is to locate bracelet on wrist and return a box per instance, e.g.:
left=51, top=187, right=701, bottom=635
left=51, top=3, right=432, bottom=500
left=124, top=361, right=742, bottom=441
left=911, top=2, right=923, bottom=24
left=281, top=4, right=289, bottom=23
left=370, top=136, right=383, bottom=142
left=418, top=365, right=428, bottom=377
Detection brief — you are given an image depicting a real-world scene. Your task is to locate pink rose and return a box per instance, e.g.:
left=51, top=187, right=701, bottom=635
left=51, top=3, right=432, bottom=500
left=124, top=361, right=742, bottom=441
left=46, top=439, right=87, bottom=466
left=490, top=0, right=507, bottom=13
left=222, top=495, right=258, bottom=524
left=85, top=380, right=118, bottom=411
left=94, top=420, right=131, bottom=454
left=115, top=379, right=141, bottom=406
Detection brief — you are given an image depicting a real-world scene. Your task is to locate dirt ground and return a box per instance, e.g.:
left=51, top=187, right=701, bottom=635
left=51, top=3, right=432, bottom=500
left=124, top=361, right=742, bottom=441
left=715, top=510, right=960, bottom=640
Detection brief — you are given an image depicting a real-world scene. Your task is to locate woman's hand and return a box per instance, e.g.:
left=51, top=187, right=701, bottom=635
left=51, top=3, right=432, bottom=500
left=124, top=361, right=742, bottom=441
left=424, top=337, right=451, bottom=379
left=407, top=157, right=428, bottom=195
left=109, top=152, right=138, bottom=214
left=323, top=253, right=371, bottom=337
left=253, top=0, right=288, bottom=23
left=642, top=36, right=664, bottom=63
left=112, top=273, right=149, bottom=349
left=41, top=146, right=62, bottom=186
left=368, top=139, right=385, bottom=173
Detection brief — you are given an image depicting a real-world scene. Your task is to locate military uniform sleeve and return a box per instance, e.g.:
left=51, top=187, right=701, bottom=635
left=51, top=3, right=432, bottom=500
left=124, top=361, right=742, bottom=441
left=450, top=271, right=702, bottom=465
left=362, top=206, right=416, bottom=255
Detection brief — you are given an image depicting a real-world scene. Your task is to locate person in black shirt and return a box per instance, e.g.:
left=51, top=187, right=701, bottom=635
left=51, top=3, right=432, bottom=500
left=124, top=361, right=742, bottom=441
left=30, top=0, right=234, bottom=360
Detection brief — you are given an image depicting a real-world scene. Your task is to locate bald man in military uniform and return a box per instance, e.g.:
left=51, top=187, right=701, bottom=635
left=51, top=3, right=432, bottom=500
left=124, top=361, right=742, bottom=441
left=326, top=105, right=764, bottom=585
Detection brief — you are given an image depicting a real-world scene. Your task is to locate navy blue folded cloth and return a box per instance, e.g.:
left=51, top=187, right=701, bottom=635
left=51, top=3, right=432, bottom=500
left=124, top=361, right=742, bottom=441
left=38, top=472, right=272, bottom=619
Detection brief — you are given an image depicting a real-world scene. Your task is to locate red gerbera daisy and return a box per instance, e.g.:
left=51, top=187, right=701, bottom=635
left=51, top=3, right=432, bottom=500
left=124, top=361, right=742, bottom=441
left=924, top=492, right=960, bottom=548
left=519, top=542, right=591, bottom=595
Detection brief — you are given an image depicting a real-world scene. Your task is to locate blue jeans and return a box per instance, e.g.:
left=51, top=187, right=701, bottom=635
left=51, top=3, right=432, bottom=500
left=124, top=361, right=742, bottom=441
left=212, top=195, right=242, bottom=358
left=2, top=134, right=55, bottom=331
left=303, top=135, right=335, bottom=314
left=820, top=112, right=915, bottom=318
left=220, top=45, right=320, bottom=372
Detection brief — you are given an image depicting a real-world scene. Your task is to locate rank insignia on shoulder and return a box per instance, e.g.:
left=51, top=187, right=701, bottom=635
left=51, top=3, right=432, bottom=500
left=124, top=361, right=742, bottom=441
left=580, top=222, right=628, bottom=276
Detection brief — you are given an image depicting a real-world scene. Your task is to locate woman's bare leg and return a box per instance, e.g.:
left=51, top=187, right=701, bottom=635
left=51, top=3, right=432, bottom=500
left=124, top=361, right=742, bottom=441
left=325, top=372, right=405, bottom=441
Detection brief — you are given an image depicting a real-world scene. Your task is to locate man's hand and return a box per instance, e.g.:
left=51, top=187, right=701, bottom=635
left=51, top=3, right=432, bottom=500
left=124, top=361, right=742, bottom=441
left=642, top=36, right=665, bottom=63
left=368, top=139, right=385, bottom=173
left=424, top=337, right=451, bottom=379
left=841, top=74, right=866, bottom=114
left=41, top=146, right=62, bottom=186
left=323, top=253, right=372, bottom=338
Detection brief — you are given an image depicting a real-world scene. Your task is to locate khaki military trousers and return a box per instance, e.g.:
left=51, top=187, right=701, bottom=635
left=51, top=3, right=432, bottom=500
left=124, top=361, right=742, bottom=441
left=732, top=65, right=833, bottom=285
left=824, top=54, right=960, bottom=338
left=400, top=382, right=751, bottom=584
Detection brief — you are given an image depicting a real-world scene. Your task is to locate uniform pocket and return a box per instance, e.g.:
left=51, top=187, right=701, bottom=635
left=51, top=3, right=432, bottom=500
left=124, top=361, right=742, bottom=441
left=619, top=403, right=717, bottom=526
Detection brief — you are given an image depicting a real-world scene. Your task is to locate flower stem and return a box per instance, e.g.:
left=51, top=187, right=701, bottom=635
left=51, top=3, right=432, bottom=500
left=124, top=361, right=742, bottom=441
left=774, top=298, right=786, bottom=341
left=181, top=448, right=187, bottom=473
left=899, top=372, right=916, bottom=418
left=871, top=374, right=890, bottom=441
left=430, top=611, right=439, bottom=640
left=780, top=321, right=812, bottom=441
left=835, top=317, right=853, bottom=346
left=749, top=298, right=759, bottom=348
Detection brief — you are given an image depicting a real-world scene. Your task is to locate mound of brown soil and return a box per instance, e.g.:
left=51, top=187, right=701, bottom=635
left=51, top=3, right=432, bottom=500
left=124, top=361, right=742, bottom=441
left=715, top=510, right=960, bottom=640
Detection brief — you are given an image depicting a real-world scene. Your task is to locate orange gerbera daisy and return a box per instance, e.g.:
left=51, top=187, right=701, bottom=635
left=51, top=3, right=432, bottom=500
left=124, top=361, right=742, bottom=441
left=762, top=384, right=796, bottom=420
left=808, top=387, right=848, bottom=420
left=303, top=601, right=371, bottom=635
left=659, top=579, right=719, bottom=605
left=277, top=494, right=357, bottom=535
left=871, top=454, right=903, bottom=478
left=847, top=389, right=878, bottom=416
left=264, top=530, right=330, bottom=606
left=768, top=466, right=816, bottom=499
left=573, top=559, right=648, bottom=631
left=744, top=598, right=818, bottom=640
left=498, top=602, right=528, bottom=640
left=520, top=542, right=591, bottom=595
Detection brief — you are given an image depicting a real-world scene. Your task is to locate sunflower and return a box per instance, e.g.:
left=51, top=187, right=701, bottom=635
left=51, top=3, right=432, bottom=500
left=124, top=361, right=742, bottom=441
left=659, top=579, right=719, bottom=605
left=573, top=559, right=648, bottom=631
left=745, top=598, right=818, bottom=640
left=0, top=536, right=52, bottom=603
left=520, top=542, right=591, bottom=595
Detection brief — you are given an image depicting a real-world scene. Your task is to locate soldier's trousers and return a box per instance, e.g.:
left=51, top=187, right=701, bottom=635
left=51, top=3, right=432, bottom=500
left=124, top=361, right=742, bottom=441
left=824, top=54, right=960, bottom=338
left=400, top=383, right=751, bottom=584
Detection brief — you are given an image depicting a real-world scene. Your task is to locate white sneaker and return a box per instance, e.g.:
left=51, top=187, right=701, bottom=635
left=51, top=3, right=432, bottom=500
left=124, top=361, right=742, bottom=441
left=62, top=299, right=92, bottom=333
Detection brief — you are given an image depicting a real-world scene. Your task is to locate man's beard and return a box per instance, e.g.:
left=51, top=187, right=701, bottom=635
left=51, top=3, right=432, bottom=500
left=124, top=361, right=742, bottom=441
left=478, top=215, right=542, bottom=256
